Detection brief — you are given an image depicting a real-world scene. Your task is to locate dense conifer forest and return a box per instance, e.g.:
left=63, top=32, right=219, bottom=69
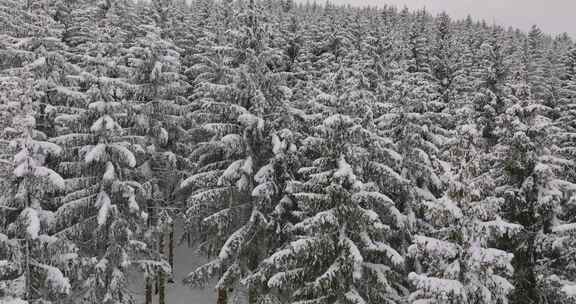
left=1, top=0, right=576, bottom=303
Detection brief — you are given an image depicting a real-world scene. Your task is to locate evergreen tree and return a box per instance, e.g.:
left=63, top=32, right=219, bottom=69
left=495, top=75, right=576, bottom=303
left=257, top=114, right=406, bottom=304
left=181, top=2, right=299, bottom=303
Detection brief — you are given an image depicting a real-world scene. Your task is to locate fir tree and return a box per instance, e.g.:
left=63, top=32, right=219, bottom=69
left=257, top=114, right=406, bottom=304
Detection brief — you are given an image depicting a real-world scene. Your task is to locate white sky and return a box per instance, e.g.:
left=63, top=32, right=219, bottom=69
left=303, top=0, right=576, bottom=38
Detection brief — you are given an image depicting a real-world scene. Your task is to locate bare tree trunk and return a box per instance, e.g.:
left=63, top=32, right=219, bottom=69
left=145, top=277, right=152, bottom=304
left=249, top=286, right=258, bottom=304
left=25, top=239, right=31, bottom=301
left=158, top=233, right=166, bottom=304
left=217, top=288, right=227, bottom=304
left=146, top=200, right=154, bottom=304
left=168, top=222, right=174, bottom=283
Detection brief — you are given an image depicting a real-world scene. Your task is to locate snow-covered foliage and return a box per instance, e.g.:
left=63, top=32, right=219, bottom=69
left=2, top=1, right=576, bottom=304
left=242, top=111, right=407, bottom=303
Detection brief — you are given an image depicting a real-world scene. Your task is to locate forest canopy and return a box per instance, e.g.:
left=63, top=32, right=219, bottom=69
left=1, top=0, right=576, bottom=303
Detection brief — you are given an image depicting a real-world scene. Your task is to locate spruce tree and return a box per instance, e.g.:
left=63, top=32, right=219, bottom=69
left=257, top=114, right=406, bottom=304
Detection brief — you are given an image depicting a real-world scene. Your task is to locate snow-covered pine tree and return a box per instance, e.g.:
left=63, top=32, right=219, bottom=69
left=431, top=12, right=461, bottom=109
left=123, top=7, right=189, bottom=299
left=50, top=73, right=170, bottom=303
left=493, top=47, right=576, bottom=302
left=0, top=71, right=28, bottom=301
left=189, top=0, right=216, bottom=29
left=279, top=15, right=302, bottom=73
left=553, top=41, right=576, bottom=180
left=178, top=27, right=249, bottom=299
left=377, top=13, right=449, bottom=181
left=97, top=0, right=145, bottom=44
left=236, top=126, right=302, bottom=301
left=408, top=116, right=519, bottom=304
left=376, top=63, right=449, bottom=226
left=181, top=2, right=301, bottom=303
left=0, top=71, right=74, bottom=302
left=44, top=1, right=171, bottom=301
left=524, top=26, right=559, bottom=110
left=532, top=33, right=576, bottom=302
left=447, top=17, right=477, bottom=105
left=51, top=0, right=98, bottom=49
left=0, top=1, right=82, bottom=302
left=253, top=114, right=405, bottom=304
left=471, top=29, right=513, bottom=151
left=162, top=0, right=198, bottom=69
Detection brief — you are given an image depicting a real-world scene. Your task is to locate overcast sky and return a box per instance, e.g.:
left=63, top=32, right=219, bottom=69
left=308, top=0, right=576, bottom=38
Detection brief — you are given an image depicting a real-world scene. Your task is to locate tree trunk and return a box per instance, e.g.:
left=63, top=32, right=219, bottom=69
left=168, top=222, right=174, bottom=283
left=217, top=288, right=227, bottom=304
left=158, top=233, right=166, bottom=304
left=249, top=286, right=259, bottom=304
left=158, top=272, right=166, bottom=304
left=146, top=200, right=155, bottom=302
left=145, top=277, right=152, bottom=304
left=25, top=238, right=31, bottom=301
